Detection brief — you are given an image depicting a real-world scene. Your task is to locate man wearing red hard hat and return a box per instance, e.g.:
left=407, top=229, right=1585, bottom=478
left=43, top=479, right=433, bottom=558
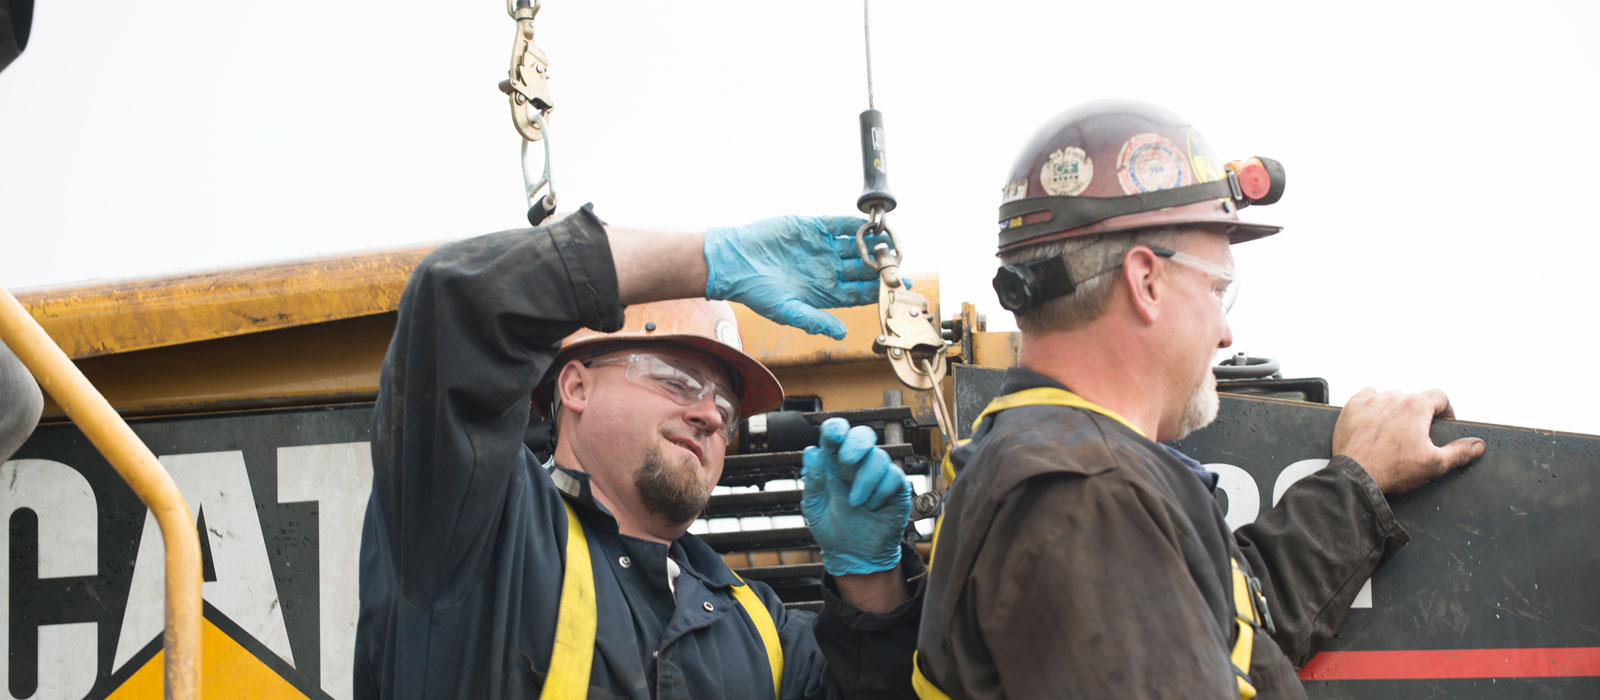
left=356, top=206, right=922, bottom=698
left=912, top=100, right=1486, bottom=698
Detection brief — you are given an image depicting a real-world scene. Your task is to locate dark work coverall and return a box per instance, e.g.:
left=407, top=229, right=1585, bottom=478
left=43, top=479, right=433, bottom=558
left=355, top=206, right=922, bottom=699
left=916, top=368, right=1408, bottom=699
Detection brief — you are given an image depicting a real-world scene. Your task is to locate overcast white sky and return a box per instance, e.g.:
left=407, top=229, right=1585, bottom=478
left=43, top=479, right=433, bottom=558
left=2, top=1, right=1595, bottom=435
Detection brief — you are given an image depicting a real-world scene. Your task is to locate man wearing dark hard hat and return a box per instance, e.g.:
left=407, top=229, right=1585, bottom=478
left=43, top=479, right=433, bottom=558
left=912, top=100, right=1487, bottom=698
left=356, top=206, right=923, bottom=698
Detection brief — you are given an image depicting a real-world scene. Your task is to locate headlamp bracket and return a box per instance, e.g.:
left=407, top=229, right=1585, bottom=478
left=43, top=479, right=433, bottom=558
left=992, top=254, right=1077, bottom=313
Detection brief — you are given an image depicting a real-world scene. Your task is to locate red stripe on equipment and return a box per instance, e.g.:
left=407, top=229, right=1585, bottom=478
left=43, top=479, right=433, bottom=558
left=1299, top=647, right=1600, bottom=681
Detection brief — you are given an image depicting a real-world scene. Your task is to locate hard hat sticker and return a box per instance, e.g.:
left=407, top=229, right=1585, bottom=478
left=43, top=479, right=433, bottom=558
left=1117, top=133, right=1192, bottom=194
left=714, top=318, right=743, bottom=350
left=1001, top=178, right=1029, bottom=203
left=1186, top=129, right=1223, bottom=184
left=1039, top=147, right=1094, bottom=197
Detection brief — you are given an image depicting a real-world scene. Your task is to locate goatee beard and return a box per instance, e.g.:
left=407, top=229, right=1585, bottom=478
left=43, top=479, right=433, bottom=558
left=633, top=444, right=710, bottom=525
left=1173, top=371, right=1220, bottom=441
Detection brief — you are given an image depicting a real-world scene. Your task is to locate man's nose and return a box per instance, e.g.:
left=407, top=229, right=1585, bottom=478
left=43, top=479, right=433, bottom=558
left=683, top=394, right=724, bottom=432
left=1218, top=320, right=1234, bottom=350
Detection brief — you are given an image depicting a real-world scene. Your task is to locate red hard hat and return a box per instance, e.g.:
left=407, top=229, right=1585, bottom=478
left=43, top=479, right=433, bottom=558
left=997, top=99, right=1284, bottom=253
left=532, top=299, right=784, bottom=419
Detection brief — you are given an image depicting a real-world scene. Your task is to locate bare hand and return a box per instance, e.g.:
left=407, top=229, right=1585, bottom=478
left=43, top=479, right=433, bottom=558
left=1332, top=388, right=1487, bottom=494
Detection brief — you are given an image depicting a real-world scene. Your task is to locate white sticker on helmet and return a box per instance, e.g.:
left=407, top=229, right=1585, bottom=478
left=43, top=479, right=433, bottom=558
left=1001, top=178, right=1029, bottom=203
left=1039, top=147, right=1094, bottom=197
left=1117, top=133, right=1193, bottom=194
left=714, top=318, right=743, bottom=350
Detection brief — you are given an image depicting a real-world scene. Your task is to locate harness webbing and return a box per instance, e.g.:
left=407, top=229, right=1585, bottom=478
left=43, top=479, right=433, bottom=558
left=545, top=500, right=783, bottom=699
left=1230, top=559, right=1261, bottom=699
left=542, top=501, right=598, bottom=700
left=732, top=571, right=785, bottom=699
left=911, top=387, right=1257, bottom=699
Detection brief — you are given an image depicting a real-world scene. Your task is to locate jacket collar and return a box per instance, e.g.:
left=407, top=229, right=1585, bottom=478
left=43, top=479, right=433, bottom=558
left=550, top=464, right=742, bottom=588
left=996, top=368, right=1219, bottom=491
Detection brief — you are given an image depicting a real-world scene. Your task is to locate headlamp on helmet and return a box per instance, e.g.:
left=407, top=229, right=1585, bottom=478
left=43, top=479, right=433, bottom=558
left=992, top=100, right=1286, bottom=314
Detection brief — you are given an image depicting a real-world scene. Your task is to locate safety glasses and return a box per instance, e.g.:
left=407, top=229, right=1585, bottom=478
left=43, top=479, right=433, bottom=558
left=584, top=353, right=741, bottom=440
left=1149, top=247, right=1239, bottom=313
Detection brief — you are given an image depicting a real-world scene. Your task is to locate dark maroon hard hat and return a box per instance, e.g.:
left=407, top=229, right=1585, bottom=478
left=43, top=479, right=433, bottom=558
left=997, top=99, right=1284, bottom=253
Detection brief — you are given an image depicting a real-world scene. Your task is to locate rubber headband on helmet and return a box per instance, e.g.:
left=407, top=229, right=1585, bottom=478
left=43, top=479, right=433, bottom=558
left=999, top=178, right=1243, bottom=250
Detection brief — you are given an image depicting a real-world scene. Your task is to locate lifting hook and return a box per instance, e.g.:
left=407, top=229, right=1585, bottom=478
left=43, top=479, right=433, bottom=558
left=498, top=0, right=557, bottom=225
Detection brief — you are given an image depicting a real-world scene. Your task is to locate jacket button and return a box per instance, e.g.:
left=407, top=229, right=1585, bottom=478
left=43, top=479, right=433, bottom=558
left=703, top=601, right=714, bottom=611
left=618, top=556, right=632, bottom=568
left=652, top=650, right=660, bottom=660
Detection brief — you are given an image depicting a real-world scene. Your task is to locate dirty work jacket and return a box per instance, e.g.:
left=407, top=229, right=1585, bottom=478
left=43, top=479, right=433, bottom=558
left=915, top=368, right=1408, bottom=699
left=355, top=206, right=922, bottom=699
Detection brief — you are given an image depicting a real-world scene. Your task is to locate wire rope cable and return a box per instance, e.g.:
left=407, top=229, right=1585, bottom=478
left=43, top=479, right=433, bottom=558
left=863, top=0, right=875, bottom=109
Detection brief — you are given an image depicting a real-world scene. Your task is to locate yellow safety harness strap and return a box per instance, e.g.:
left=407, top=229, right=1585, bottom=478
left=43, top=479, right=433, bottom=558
left=1230, top=559, right=1260, bottom=699
left=912, top=465, right=959, bottom=698
left=730, top=572, right=785, bottom=699
left=911, top=650, right=952, bottom=700
left=545, top=500, right=783, bottom=699
left=543, top=500, right=597, bottom=700
left=940, top=386, right=1145, bottom=485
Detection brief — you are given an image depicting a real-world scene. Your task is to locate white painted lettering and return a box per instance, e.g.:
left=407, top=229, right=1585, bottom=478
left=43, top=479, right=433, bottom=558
left=1, top=460, right=98, bottom=699
left=277, top=442, right=373, bottom=700
left=112, top=451, right=296, bottom=672
left=1206, top=463, right=1261, bottom=532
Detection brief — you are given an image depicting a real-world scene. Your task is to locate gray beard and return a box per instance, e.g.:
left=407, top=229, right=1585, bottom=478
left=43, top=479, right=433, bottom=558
left=1173, top=372, right=1220, bottom=441
left=633, top=444, right=710, bottom=526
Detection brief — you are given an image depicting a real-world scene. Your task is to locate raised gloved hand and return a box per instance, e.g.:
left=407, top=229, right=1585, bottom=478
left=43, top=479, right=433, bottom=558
left=801, top=417, right=912, bottom=576
left=704, top=216, right=898, bottom=339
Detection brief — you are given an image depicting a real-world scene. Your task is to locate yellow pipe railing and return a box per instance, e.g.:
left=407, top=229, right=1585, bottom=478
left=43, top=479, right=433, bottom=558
left=0, top=286, right=201, bottom=699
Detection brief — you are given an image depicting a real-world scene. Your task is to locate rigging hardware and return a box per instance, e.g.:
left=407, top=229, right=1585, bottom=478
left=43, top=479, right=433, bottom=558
left=498, top=0, right=558, bottom=225
left=852, top=0, right=956, bottom=484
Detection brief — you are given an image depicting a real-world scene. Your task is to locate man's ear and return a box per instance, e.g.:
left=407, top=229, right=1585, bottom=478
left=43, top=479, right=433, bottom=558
left=556, top=360, right=593, bottom=415
left=1121, top=245, right=1165, bottom=325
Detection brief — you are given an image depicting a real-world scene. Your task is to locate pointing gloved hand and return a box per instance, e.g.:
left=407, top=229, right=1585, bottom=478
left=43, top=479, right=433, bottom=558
left=801, top=417, right=912, bottom=576
left=704, top=216, right=901, bottom=340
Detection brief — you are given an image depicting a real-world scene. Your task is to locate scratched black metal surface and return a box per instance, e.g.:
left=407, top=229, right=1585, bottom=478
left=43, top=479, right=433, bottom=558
left=8, top=404, right=370, bottom=699
left=956, top=364, right=1600, bottom=697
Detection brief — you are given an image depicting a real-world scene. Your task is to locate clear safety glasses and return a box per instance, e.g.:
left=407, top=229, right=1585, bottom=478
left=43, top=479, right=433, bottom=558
left=583, top=353, right=742, bottom=440
left=1149, top=247, right=1239, bottom=313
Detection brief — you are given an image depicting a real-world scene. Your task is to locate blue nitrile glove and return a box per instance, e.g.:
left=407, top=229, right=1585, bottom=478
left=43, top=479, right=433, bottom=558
left=704, top=216, right=902, bottom=340
left=801, top=417, right=913, bottom=576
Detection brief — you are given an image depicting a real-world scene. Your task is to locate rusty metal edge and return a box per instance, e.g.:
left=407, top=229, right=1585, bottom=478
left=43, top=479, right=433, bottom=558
left=14, top=246, right=436, bottom=359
